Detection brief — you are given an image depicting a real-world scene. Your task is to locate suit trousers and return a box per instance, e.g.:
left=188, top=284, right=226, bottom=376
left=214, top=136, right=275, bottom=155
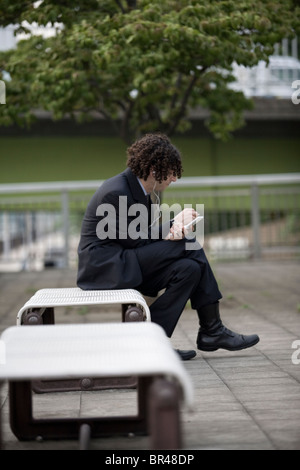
left=135, top=238, right=222, bottom=337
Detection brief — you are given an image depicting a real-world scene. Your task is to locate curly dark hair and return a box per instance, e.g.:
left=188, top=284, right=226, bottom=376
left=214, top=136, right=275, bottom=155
left=126, top=133, right=183, bottom=183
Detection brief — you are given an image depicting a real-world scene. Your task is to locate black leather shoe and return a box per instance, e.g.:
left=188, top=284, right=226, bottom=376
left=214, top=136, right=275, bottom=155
left=197, top=302, right=260, bottom=352
left=175, top=349, right=197, bottom=361
left=197, top=327, right=260, bottom=352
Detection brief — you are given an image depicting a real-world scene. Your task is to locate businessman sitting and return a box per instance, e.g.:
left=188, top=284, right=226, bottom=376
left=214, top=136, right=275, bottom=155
left=77, top=133, right=259, bottom=360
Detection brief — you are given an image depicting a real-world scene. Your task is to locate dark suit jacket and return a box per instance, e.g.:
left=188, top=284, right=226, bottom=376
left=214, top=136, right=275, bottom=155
left=77, top=168, right=170, bottom=290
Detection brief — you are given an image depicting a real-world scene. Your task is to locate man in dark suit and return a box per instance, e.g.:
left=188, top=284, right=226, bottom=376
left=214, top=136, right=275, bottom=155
left=77, top=133, right=259, bottom=359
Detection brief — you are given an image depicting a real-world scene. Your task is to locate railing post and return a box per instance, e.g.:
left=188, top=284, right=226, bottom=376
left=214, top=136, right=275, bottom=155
left=251, top=183, right=261, bottom=259
left=61, top=191, right=70, bottom=268
left=2, top=212, right=10, bottom=259
left=23, top=212, right=33, bottom=270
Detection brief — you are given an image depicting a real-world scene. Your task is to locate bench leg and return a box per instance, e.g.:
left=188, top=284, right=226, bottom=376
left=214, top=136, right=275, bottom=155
left=9, top=381, right=33, bottom=439
left=79, top=423, right=91, bottom=450
left=9, top=378, right=152, bottom=441
left=148, top=378, right=182, bottom=450
left=0, top=381, right=3, bottom=450
left=22, top=307, right=55, bottom=325
left=122, top=304, right=144, bottom=322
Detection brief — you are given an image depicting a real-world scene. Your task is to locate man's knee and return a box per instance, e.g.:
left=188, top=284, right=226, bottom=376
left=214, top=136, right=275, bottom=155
left=175, top=259, right=201, bottom=283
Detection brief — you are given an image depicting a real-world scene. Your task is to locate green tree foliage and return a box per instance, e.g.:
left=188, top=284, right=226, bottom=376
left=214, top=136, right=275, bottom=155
left=0, top=0, right=299, bottom=143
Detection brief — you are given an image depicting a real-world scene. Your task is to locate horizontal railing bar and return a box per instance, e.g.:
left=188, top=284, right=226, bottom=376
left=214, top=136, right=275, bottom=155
left=170, top=173, right=300, bottom=188
left=0, top=196, right=61, bottom=205
left=164, top=189, right=251, bottom=198
left=0, top=180, right=104, bottom=194
left=0, top=173, right=299, bottom=195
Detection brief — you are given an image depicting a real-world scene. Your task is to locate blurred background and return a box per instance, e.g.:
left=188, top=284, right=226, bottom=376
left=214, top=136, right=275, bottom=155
left=0, top=3, right=299, bottom=273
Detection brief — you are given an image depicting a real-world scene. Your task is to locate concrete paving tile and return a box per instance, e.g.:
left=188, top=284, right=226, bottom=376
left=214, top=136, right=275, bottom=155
left=32, top=392, right=81, bottom=419
left=182, top=415, right=275, bottom=450
left=80, top=389, right=138, bottom=417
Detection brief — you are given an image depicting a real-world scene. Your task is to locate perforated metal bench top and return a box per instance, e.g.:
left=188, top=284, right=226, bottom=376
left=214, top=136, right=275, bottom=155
left=16, top=288, right=151, bottom=324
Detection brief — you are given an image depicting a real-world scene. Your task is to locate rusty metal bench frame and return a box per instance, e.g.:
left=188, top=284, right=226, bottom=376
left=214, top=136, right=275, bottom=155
left=8, top=376, right=181, bottom=449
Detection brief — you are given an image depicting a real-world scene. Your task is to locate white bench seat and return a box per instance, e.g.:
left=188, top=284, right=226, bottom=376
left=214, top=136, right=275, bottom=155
left=16, top=287, right=151, bottom=325
left=0, top=322, right=194, bottom=449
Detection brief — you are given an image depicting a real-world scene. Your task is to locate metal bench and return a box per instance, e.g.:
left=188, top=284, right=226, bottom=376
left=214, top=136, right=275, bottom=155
left=16, top=287, right=151, bottom=392
left=17, top=287, right=151, bottom=325
left=0, top=322, right=194, bottom=450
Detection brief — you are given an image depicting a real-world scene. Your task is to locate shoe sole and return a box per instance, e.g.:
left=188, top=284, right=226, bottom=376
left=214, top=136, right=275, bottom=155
left=181, top=352, right=197, bottom=361
left=198, top=336, right=260, bottom=352
left=175, top=349, right=197, bottom=360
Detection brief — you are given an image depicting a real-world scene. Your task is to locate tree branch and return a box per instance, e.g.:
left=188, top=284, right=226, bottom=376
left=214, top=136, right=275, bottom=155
left=170, top=74, right=182, bottom=110
left=146, top=103, right=163, bottom=128
left=114, top=0, right=125, bottom=14
left=115, top=0, right=137, bottom=13
left=126, top=0, right=138, bottom=9
left=120, top=99, right=135, bottom=143
left=167, top=73, right=199, bottom=136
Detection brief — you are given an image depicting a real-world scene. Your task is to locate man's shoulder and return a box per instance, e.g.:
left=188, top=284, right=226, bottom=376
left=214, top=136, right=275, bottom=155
left=89, top=168, right=141, bottom=208
left=98, top=170, right=128, bottom=195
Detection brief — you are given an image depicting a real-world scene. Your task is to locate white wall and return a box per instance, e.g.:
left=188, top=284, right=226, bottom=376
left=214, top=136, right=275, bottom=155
left=0, top=26, right=16, bottom=51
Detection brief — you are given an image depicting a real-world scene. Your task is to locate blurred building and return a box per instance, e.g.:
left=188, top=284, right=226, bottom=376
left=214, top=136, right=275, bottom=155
left=231, top=39, right=300, bottom=99
left=0, top=26, right=16, bottom=51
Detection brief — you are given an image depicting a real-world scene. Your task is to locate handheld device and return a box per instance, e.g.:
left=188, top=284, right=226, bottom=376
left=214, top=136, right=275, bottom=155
left=184, top=215, right=203, bottom=230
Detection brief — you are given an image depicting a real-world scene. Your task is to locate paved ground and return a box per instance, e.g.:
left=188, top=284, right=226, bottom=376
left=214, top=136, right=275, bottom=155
left=0, top=259, right=300, bottom=450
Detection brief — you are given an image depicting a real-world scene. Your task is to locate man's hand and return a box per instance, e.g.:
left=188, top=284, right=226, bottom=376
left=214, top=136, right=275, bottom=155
left=165, top=208, right=199, bottom=241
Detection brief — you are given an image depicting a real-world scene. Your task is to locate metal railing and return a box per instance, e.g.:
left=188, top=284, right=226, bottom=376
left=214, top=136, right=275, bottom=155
left=166, top=173, right=300, bottom=260
left=0, top=173, right=299, bottom=271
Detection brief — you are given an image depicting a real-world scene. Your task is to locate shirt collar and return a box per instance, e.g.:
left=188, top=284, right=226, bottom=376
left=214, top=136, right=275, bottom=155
left=136, top=177, right=149, bottom=196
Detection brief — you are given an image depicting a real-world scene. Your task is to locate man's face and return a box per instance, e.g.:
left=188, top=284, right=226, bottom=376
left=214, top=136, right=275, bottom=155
left=155, top=172, right=177, bottom=191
